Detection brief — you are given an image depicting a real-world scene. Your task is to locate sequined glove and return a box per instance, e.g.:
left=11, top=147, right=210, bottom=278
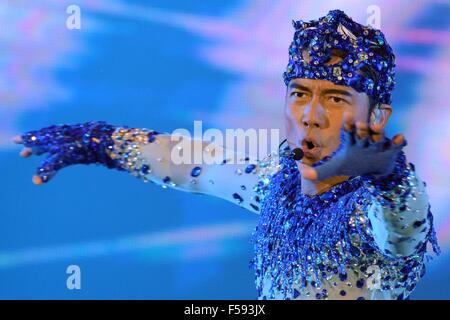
left=14, top=121, right=128, bottom=184
left=300, top=118, right=407, bottom=182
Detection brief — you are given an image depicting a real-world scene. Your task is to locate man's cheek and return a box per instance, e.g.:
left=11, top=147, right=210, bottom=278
left=286, top=115, right=302, bottom=136
left=324, top=135, right=342, bottom=154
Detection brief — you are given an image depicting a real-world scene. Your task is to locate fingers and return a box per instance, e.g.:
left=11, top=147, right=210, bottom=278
left=34, top=152, right=67, bottom=184
left=32, top=142, right=83, bottom=184
left=392, top=133, right=404, bottom=145
left=20, top=124, right=76, bottom=148
left=32, top=175, right=43, bottom=185
left=342, top=112, right=386, bottom=140
left=341, top=113, right=356, bottom=145
left=343, top=112, right=355, bottom=132
left=369, top=123, right=384, bottom=142
left=19, top=145, right=48, bottom=158
left=13, top=135, right=23, bottom=144
left=21, top=130, right=42, bottom=147
left=355, top=121, right=369, bottom=139
left=392, top=133, right=407, bottom=147
left=20, top=147, right=33, bottom=158
left=15, top=125, right=69, bottom=157
left=342, top=114, right=386, bottom=146
left=355, top=121, right=370, bottom=147
left=368, top=132, right=407, bottom=153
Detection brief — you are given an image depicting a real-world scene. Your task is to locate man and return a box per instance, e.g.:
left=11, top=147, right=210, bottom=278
left=14, top=10, right=439, bottom=300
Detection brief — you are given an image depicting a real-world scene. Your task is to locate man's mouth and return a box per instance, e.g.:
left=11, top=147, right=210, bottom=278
left=306, top=140, right=315, bottom=149
left=301, top=137, right=322, bottom=159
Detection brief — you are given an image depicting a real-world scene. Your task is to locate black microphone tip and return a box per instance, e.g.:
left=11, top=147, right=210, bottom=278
left=292, top=148, right=304, bottom=161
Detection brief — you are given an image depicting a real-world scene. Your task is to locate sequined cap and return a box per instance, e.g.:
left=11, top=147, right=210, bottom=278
left=283, top=9, right=396, bottom=104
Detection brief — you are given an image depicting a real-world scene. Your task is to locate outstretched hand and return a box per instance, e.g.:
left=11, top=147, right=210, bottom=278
left=13, top=122, right=117, bottom=185
left=299, top=113, right=407, bottom=181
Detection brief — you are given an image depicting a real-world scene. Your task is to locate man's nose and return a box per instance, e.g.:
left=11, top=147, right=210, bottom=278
left=301, top=98, right=327, bottom=129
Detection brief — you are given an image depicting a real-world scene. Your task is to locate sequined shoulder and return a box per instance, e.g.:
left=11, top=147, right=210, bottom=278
left=253, top=152, right=283, bottom=201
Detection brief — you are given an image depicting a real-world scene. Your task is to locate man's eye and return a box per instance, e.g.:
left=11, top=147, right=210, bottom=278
left=291, top=92, right=306, bottom=98
left=329, top=96, right=348, bottom=104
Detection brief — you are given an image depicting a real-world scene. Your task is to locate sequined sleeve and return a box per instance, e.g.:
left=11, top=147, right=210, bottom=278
left=361, top=152, right=440, bottom=258
left=252, top=152, right=283, bottom=202
left=107, top=127, right=282, bottom=214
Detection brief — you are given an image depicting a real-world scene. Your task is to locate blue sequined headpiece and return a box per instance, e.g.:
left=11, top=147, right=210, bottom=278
left=283, top=9, right=396, bottom=104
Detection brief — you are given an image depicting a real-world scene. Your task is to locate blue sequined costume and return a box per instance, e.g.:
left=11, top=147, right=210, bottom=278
left=18, top=122, right=441, bottom=300
left=249, top=145, right=439, bottom=300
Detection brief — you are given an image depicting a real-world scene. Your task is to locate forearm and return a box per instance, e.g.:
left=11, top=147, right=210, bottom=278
left=106, top=125, right=266, bottom=213
left=108, top=126, right=212, bottom=191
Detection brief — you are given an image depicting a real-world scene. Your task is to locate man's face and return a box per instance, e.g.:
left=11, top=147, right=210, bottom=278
left=284, top=77, right=371, bottom=165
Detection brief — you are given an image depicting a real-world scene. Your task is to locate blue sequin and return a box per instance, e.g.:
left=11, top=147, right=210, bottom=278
left=191, top=166, right=202, bottom=177
left=148, top=132, right=158, bottom=143
left=413, top=219, right=426, bottom=228
left=141, top=164, right=149, bottom=174
left=356, top=279, right=365, bottom=289
left=245, top=164, right=256, bottom=174
left=232, top=193, right=244, bottom=204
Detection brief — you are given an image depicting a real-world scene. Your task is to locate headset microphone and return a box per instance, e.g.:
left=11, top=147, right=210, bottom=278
left=291, top=148, right=304, bottom=161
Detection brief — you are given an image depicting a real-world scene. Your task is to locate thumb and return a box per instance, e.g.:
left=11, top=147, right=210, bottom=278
left=298, top=162, right=318, bottom=180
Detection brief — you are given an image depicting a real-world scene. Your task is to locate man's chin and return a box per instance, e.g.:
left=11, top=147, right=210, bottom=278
left=301, top=156, right=319, bottom=166
left=301, top=152, right=330, bottom=166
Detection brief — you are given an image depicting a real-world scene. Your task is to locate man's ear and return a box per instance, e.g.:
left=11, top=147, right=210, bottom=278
left=370, top=103, right=392, bottom=129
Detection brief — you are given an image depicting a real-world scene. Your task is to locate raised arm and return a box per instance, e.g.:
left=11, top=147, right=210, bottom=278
left=14, top=121, right=281, bottom=214
left=299, top=115, right=440, bottom=258
left=361, top=153, right=440, bottom=257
